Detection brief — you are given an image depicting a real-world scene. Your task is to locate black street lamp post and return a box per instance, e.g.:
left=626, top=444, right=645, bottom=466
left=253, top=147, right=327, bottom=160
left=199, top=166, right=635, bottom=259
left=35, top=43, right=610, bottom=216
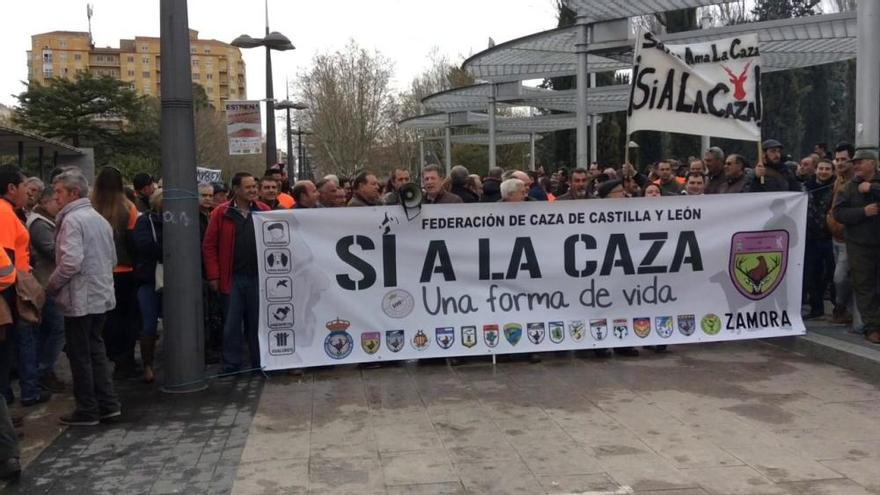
left=276, top=99, right=308, bottom=180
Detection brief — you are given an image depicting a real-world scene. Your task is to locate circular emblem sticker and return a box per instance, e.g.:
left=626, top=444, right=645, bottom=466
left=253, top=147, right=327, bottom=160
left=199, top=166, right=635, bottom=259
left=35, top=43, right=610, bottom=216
left=324, top=331, right=353, bottom=359
left=382, top=289, right=415, bottom=319
left=701, top=314, right=722, bottom=335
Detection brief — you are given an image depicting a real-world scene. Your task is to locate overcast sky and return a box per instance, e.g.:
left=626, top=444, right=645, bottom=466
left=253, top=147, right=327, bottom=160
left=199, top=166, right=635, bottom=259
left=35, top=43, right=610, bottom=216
left=1, top=0, right=559, bottom=109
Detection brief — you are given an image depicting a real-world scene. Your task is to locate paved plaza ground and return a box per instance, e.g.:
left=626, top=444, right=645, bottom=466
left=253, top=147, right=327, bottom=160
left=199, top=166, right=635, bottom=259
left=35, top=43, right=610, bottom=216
left=3, top=323, right=880, bottom=494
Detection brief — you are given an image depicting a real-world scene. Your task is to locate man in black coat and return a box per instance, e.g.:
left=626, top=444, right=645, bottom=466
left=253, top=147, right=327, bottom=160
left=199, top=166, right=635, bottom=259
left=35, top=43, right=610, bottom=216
left=449, top=166, right=479, bottom=203
left=481, top=167, right=503, bottom=203
left=748, top=139, right=803, bottom=193
left=803, top=160, right=835, bottom=319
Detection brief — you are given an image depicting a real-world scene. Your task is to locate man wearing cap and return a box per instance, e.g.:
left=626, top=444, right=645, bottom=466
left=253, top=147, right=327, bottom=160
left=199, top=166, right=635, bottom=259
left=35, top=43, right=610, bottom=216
left=832, top=148, right=880, bottom=343
left=211, top=181, right=229, bottom=207
left=132, top=173, right=156, bottom=213
left=748, top=139, right=802, bottom=193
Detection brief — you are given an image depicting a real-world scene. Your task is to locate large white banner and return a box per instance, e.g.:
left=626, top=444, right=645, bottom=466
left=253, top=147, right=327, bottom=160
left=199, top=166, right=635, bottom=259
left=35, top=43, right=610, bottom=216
left=255, top=193, right=806, bottom=370
left=224, top=100, right=262, bottom=155
left=628, top=31, right=762, bottom=142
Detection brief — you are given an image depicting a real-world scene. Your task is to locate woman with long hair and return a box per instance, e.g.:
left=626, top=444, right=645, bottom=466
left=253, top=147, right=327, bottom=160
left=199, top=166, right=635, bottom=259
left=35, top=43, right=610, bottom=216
left=91, top=167, right=141, bottom=378
left=132, top=192, right=163, bottom=383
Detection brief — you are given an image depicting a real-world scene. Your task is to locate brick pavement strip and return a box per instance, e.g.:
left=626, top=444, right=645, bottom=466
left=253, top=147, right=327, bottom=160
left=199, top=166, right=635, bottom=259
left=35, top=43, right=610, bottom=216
left=5, top=339, right=880, bottom=494
left=3, top=373, right=263, bottom=495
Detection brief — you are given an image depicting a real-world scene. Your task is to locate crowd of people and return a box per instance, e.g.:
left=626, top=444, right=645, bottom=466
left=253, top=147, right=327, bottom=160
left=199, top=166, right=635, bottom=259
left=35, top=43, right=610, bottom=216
left=0, top=137, right=877, bottom=481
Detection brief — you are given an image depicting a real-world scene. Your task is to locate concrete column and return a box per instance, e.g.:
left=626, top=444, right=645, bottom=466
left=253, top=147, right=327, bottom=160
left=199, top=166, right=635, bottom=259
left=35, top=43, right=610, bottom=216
left=575, top=20, right=591, bottom=168
left=418, top=139, right=425, bottom=173
left=701, top=135, right=711, bottom=154
left=529, top=133, right=536, bottom=171
left=488, top=85, right=497, bottom=169
left=856, top=0, right=880, bottom=149
left=444, top=127, right=452, bottom=176
left=589, top=73, right=597, bottom=164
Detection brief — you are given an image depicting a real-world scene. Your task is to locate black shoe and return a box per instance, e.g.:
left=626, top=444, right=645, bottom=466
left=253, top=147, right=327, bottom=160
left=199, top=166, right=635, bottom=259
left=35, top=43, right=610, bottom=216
left=652, top=345, right=668, bottom=353
left=0, top=458, right=21, bottom=482
left=614, top=347, right=640, bottom=357
left=100, top=410, right=122, bottom=422
left=59, top=412, right=100, bottom=426
left=529, top=353, right=542, bottom=364
left=20, top=390, right=51, bottom=407
left=38, top=374, right=66, bottom=393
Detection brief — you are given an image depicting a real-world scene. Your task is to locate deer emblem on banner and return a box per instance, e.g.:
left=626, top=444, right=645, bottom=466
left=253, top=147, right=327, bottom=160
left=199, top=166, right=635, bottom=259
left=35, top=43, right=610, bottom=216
left=722, top=61, right=753, bottom=101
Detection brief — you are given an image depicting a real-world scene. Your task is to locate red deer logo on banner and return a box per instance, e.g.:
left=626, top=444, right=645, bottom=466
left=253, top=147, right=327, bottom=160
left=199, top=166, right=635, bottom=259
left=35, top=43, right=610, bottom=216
left=722, top=61, right=752, bottom=101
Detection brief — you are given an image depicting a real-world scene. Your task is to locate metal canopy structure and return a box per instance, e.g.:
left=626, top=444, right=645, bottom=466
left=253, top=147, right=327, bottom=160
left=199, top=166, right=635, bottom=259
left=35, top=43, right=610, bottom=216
left=462, top=12, right=857, bottom=83
left=0, top=124, right=92, bottom=180
left=421, top=83, right=630, bottom=114
left=422, top=84, right=629, bottom=116
left=398, top=112, right=489, bottom=130
left=404, top=5, right=866, bottom=173
left=0, top=124, right=85, bottom=158
left=403, top=113, right=600, bottom=135
left=481, top=113, right=599, bottom=134
left=425, top=133, right=542, bottom=146
left=455, top=10, right=857, bottom=167
left=561, top=0, right=729, bottom=22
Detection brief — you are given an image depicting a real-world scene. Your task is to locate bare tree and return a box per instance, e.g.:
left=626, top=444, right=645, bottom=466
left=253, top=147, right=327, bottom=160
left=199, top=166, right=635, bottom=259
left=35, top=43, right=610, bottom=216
left=297, top=40, right=394, bottom=178
left=708, top=1, right=751, bottom=25
left=828, top=0, right=856, bottom=12
left=387, top=49, right=475, bottom=173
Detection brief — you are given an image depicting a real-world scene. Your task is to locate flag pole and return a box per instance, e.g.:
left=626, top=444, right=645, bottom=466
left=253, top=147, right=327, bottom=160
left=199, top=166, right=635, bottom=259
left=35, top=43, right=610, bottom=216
left=757, top=139, right=764, bottom=185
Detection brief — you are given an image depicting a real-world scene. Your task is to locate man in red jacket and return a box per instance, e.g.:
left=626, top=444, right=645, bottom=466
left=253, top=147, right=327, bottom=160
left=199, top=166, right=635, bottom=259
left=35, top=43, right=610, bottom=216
left=203, top=172, right=270, bottom=373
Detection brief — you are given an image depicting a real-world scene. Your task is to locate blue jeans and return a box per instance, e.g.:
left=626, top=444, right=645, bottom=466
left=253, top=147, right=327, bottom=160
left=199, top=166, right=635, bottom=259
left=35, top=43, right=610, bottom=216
left=15, top=321, right=40, bottom=402
left=38, top=296, right=66, bottom=379
left=221, top=273, right=261, bottom=372
left=137, top=284, right=162, bottom=338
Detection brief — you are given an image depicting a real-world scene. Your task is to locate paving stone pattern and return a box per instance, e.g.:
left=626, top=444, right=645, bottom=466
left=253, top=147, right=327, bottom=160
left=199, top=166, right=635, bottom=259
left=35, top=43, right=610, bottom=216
left=6, top=338, right=880, bottom=494
left=4, top=373, right=262, bottom=495
left=233, top=341, right=880, bottom=495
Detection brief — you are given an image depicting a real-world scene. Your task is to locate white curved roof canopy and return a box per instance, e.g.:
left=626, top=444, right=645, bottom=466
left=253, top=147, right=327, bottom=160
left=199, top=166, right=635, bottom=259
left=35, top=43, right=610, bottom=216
left=398, top=112, right=489, bottom=130
left=562, top=0, right=730, bottom=22
left=421, top=83, right=630, bottom=114
left=480, top=113, right=594, bottom=134
left=463, top=11, right=857, bottom=83
left=401, top=112, right=610, bottom=135
left=423, top=133, right=543, bottom=145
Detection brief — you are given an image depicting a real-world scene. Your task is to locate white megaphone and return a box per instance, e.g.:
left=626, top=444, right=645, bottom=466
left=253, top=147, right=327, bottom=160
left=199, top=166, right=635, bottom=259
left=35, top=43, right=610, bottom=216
left=398, top=182, right=423, bottom=220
